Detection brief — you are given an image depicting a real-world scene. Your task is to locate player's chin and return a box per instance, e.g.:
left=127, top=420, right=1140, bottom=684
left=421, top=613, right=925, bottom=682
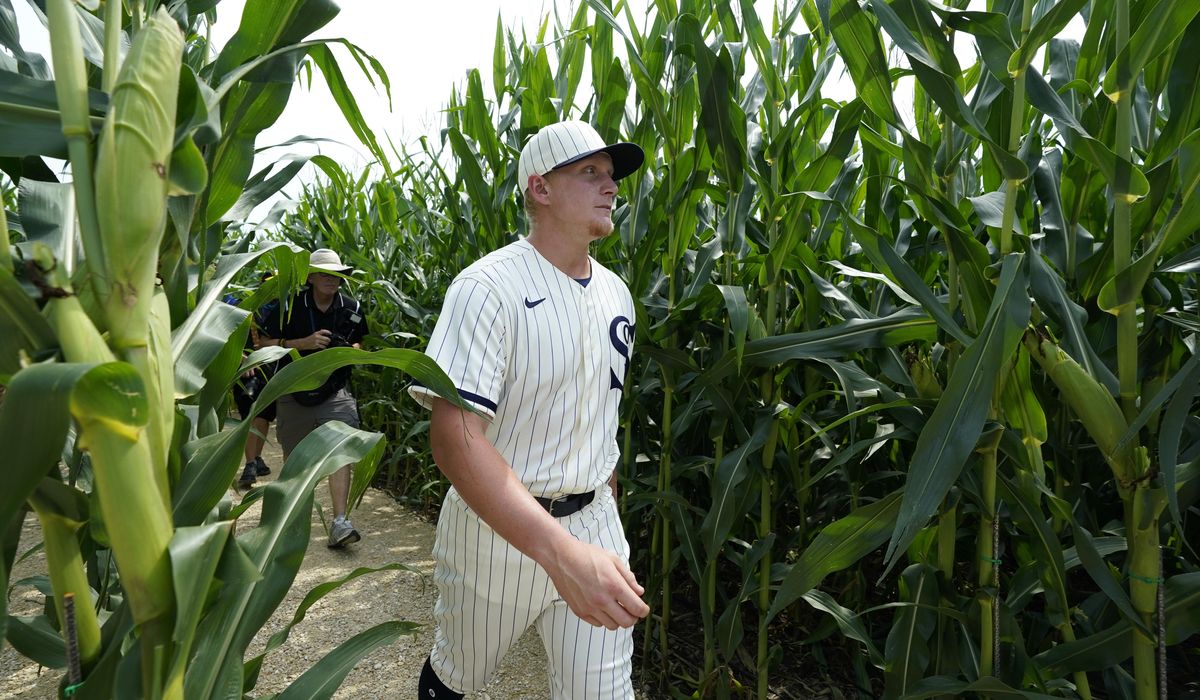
left=587, top=219, right=615, bottom=240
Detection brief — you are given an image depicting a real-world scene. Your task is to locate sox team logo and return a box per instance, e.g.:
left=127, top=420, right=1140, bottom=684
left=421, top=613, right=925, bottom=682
left=609, top=315, right=634, bottom=391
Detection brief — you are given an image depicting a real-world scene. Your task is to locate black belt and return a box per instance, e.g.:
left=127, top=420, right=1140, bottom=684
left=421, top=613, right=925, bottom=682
left=535, top=490, right=595, bottom=518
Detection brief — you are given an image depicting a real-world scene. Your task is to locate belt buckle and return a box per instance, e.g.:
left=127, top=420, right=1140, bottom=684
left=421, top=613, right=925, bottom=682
left=549, top=493, right=568, bottom=517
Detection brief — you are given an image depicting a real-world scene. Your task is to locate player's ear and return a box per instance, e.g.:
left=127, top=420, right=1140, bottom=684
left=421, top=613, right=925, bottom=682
left=529, top=174, right=552, bottom=204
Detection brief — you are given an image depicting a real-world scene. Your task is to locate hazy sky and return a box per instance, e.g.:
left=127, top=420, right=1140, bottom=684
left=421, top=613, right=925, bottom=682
left=12, top=1, right=1079, bottom=217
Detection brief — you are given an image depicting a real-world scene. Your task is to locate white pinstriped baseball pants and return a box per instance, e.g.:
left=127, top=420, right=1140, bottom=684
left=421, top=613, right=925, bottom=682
left=427, top=486, right=635, bottom=699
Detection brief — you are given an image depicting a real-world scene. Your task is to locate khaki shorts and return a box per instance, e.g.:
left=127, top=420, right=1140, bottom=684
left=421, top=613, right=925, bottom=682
left=275, top=387, right=360, bottom=457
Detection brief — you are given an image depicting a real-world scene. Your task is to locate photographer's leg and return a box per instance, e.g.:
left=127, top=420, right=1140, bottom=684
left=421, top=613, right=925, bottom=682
left=247, top=417, right=268, bottom=460
left=328, top=465, right=351, bottom=520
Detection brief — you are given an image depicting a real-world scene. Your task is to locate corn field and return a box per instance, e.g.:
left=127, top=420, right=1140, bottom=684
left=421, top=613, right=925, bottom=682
left=3, top=0, right=1200, bottom=698
left=278, top=0, right=1200, bottom=697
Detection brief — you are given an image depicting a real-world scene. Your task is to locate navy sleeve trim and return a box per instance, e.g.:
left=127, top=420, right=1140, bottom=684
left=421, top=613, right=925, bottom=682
left=458, top=389, right=498, bottom=412
left=410, top=381, right=498, bottom=413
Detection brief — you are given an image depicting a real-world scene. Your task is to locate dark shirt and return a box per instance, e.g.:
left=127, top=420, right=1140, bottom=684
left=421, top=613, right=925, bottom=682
left=259, top=288, right=369, bottom=395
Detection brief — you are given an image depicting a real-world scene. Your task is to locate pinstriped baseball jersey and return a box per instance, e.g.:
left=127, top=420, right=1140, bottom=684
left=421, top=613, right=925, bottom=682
left=409, top=238, right=635, bottom=497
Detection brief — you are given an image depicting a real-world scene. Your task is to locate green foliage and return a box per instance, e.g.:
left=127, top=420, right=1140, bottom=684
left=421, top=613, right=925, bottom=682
left=299, top=1, right=1199, bottom=697
left=0, top=2, right=451, bottom=698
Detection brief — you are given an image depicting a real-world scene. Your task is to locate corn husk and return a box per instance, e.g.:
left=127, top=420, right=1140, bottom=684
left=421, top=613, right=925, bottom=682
left=93, top=8, right=183, bottom=350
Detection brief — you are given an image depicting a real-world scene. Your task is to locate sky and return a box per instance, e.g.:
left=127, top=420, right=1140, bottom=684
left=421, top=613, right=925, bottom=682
left=207, top=0, right=659, bottom=176
left=13, top=1, right=1080, bottom=217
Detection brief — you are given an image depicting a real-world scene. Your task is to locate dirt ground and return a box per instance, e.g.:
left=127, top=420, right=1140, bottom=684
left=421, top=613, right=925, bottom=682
left=0, top=428, right=551, bottom=699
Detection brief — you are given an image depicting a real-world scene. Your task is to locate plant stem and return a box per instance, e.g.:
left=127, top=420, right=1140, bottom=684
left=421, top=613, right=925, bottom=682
left=47, top=0, right=108, bottom=291
left=976, top=426, right=1002, bottom=679
left=1113, top=0, right=1137, bottom=422
left=1130, top=487, right=1165, bottom=699
left=102, top=0, right=122, bottom=93
left=0, top=187, right=11, bottom=273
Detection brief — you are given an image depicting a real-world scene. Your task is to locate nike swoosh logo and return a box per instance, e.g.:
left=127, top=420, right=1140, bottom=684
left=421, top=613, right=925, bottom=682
left=524, top=297, right=546, bottom=308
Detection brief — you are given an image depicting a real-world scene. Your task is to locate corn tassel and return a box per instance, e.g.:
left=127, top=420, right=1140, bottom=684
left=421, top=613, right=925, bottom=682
left=26, top=493, right=101, bottom=669
left=94, top=8, right=182, bottom=351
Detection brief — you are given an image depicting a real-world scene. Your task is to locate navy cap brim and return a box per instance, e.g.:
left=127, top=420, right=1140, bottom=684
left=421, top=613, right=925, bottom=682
left=551, top=141, right=645, bottom=181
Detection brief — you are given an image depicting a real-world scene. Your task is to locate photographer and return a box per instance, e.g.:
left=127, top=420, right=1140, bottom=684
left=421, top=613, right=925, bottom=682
left=257, top=249, right=370, bottom=548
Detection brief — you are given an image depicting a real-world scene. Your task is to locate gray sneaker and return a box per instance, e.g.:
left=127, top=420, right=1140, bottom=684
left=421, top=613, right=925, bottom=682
left=328, top=518, right=360, bottom=548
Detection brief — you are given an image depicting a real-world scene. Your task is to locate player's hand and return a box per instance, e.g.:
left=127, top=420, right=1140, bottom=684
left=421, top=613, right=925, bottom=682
left=545, top=540, right=649, bottom=630
left=296, top=329, right=332, bottom=351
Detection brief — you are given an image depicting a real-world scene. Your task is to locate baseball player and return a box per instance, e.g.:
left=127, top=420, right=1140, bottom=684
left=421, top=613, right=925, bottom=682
left=408, top=120, right=649, bottom=699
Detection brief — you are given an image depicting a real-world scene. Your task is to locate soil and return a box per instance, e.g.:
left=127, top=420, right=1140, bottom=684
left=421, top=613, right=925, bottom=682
left=0, top=429, right=552, bottom=699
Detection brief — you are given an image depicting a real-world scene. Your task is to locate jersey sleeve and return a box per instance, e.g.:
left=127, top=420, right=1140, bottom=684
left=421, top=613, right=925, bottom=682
left=408, top=275, right=507, bottom=418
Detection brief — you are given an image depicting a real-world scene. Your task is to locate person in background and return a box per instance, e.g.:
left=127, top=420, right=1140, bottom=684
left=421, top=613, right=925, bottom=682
left=257, top=249, right=370, bottom=548
left=234, top=272, right=279, bottom=489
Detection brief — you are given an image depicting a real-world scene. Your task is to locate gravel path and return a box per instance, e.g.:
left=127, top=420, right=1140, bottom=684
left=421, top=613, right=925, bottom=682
left=1, top=428, right=550, bottom=699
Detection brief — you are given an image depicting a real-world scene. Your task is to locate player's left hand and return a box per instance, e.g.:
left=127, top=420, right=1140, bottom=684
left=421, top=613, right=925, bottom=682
left=545, top=539, right=650, bottom=630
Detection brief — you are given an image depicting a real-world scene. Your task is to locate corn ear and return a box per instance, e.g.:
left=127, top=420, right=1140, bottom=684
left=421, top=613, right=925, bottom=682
left=26, top=490, right=101, bottom=668
left=907, top=349, right=942, bottom=399
left=1023, top=332, right=1142, bottom=488
left=94, top=8, right=183, bottom=350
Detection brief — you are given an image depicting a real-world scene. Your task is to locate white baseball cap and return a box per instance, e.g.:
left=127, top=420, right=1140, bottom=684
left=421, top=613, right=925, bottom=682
left=517, top=120, right=644, bottom=192
left=309, top=248, right=352, bottom=274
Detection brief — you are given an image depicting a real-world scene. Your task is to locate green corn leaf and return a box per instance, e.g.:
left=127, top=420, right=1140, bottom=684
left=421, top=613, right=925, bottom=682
left=1007, top=0, right=1089, bottom=76
left=171, top=244, right=295, bottom=396
left=869, top=0, right=1027, bottom=181
left=827, top=0, right=897, bottom=125
left=1028, top=242, right=1118, bottom=394
left=704, top=307, right=936, bottom=386
left=803, top=589, right=884, bottom=667
left=1101, top=0, right=1200, bottom=101
left=884, top=564, right=939, bottom=699
left=166, top=522, right=231, bottom=682
left=715, top=284, right=749, bottom=367
left=1034, top=572, right=1200, bottom=675
left=4, top=613, right=65, bottom=669
left=885, top=255, right=1030, bottom=570
left=997, top=474, right=1067, bottom=624
left=212, top=0, right=339, bottom=83
left=999, top=347, right=1046, bottom=445
left=1159, top=354, right=1200, bottom=526
left=243, top=562, right=421, bottom=689
left=0, top=363, right=102, bottom=554
left=768, top=491, right=902, bottom=622
left=1059, top=512, right=1148, bottom=637
left=900, top=675, right=1065, bottom=699
left=184, top=421, right=385, bottom=700
left=219, top=154, right=310, bottom=223
left=0, top=265, right=55, bottom=377
left=700, top=418, right=770, bottom=560
left=1150, top=15, right=1200, bottom=164
left=172, top=347, right=459, bottom=527
left=0, top=70, right=106, bottom=158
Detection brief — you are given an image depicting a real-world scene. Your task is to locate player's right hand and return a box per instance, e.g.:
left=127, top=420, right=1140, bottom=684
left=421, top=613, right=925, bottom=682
left=547, top=540, right=650, bottom=630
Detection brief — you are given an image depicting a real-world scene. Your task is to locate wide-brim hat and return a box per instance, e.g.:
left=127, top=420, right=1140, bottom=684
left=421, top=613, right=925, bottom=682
left=517, top=120, right=644, bottom=191
left=309, top=248, right=353, bottom=274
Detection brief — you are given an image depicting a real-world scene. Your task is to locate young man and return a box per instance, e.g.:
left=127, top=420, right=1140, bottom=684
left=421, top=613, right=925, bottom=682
left=409, top=120, right=650, bottom=699
left=258, top=249, right=369, bottom=548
